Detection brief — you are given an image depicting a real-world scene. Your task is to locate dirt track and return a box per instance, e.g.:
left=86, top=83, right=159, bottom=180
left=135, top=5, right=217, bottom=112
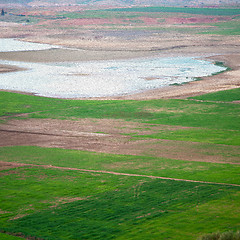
left=1, top=161, right=239, bottom=187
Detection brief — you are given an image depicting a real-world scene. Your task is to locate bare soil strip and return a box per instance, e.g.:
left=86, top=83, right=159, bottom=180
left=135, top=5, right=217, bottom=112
left=1, top=161, right=239, bottom=187
left=1, top=118, right=239, bottom=164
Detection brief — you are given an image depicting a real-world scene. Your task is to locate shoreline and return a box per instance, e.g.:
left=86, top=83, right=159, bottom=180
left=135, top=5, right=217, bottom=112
left=0, top=46, right=239, bottom=100
left=90, top=53, right=240, bottom=100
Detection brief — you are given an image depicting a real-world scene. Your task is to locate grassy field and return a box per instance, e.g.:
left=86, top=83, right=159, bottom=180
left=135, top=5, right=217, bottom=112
left=189, top=87, right=240, bottom=102
left=1, top=146, right=240, bottom=184
left=1, top=166, right=239, bottom=240
left=58, top=7, right=240, bottom=35
left=2, top=6, right=240, bottom=37
left=0, top=3, right=240, bottom=239
left=107, top=7, right=240, bottom=16
left=60, top=6, right=240, bottom=20
left=201, top=19, right=240, bottom=35
left=1, top=91, right=240, bottom=145
left=0, top=88, right=240, bottom=239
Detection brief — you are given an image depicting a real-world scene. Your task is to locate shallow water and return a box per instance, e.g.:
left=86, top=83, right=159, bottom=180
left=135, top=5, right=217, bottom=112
left=0, top=39, right=226, bottom=98
left=0, top=38, right=60, bottom=52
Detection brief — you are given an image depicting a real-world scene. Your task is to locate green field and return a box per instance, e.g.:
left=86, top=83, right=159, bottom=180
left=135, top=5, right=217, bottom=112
left=62, top=6, right=240, bottom=20
left=108, top=6, right=240, bottom=16
left=59, top=7, right=240, bottom=35
left=189, top=87, right=240, bottom=102
left=200, top=19, right=240, bottom=35
left=1, top=167, right=239, bottom=240
left=1, top=146, right=240, bottom=184
left=3, top=6, right=240, bottom=36
left=0, top=88, right=240, bottom=239
left=1, top=91, right=240, bottom=145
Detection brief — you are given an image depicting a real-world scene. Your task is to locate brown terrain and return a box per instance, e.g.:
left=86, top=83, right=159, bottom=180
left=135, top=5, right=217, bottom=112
left=0, top=118, right=240, bottom=165
left=0, top=6, right=239, bottom=166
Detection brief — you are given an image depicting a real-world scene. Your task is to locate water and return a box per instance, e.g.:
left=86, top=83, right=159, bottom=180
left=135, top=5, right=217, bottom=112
left=0, top=38, right=60, bottom=52
left=0, top=39, right=226, bottom=98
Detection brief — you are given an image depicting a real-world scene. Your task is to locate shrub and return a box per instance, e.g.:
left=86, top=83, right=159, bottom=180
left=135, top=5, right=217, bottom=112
left=198, top=231, right=240, bottom=240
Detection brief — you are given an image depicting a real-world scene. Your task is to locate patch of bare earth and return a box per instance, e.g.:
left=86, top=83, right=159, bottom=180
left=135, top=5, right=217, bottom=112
left=45, top=197, right=90, bottom=208
left=0, top=118, right=239, bottom=164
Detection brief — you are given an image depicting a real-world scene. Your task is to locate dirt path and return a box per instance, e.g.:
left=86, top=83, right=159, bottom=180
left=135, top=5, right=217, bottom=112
left=1, top=161, right=239, bottom=187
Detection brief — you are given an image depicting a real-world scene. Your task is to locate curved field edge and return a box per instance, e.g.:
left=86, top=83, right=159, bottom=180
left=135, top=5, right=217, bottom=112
left=188, top=87, right=240, bottom=102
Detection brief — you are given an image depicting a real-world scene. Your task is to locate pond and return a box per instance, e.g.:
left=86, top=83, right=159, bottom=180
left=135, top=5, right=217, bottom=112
left=0, top=38, right=226, bottom=98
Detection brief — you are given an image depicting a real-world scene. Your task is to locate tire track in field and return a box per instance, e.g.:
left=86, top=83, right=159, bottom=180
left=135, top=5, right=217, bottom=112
left=1, top=161, right=240, bottom=187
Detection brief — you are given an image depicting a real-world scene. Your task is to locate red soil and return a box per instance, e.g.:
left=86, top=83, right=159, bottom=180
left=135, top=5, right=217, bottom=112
left=165, top=16, right=231, bottom=24
left=56, top=16, right=231, bottom=27
left=138, top=17, right=159, bottom=25
left=60, top=18, right=124, bottom=26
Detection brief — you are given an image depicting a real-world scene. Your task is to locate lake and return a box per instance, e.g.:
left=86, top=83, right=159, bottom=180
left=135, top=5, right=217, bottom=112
left=0, top=38, right=226, bottom=98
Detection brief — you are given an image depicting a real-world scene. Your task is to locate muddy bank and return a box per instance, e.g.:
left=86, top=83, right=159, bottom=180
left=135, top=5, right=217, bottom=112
left=0, top=64, right=26, bottom=73
left=0, top=48, right=154, bottom=63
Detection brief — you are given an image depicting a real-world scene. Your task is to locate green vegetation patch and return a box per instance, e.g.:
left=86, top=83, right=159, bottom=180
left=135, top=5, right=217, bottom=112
left=0, top=233, right=24, bottom=240
left=1, top=165, right=239, bottom=240
left=108, top=7, right=240, bottom=16
left=1, top=87, right=240, bottom=239
left=61, top=10, right=144, bottom=19
left=1, top=92, right=239, bottom=131
left=119, top=191, right=240, bottom=240
left=131, top=127, right=240, bottom=145
left=1, top=91, right=239, bottom=145
left=202, top=19, right=240, bottom=35
left=0, top=166, right=139, bottom=227
left=198, top=230, right=240, bottom=240
left=1, top=146, right=240, bottom=185
left=189, top=88, right=240, bottom=102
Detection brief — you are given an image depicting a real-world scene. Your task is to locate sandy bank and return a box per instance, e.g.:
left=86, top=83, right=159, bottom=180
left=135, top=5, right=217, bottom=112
left=0, top=64, right=26, bottom=73
left=0, top=48, right=154, bottom=63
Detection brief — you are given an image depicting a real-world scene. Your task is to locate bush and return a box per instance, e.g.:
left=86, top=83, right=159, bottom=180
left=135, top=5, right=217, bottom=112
left=198, top=231, right=240, bottom=240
